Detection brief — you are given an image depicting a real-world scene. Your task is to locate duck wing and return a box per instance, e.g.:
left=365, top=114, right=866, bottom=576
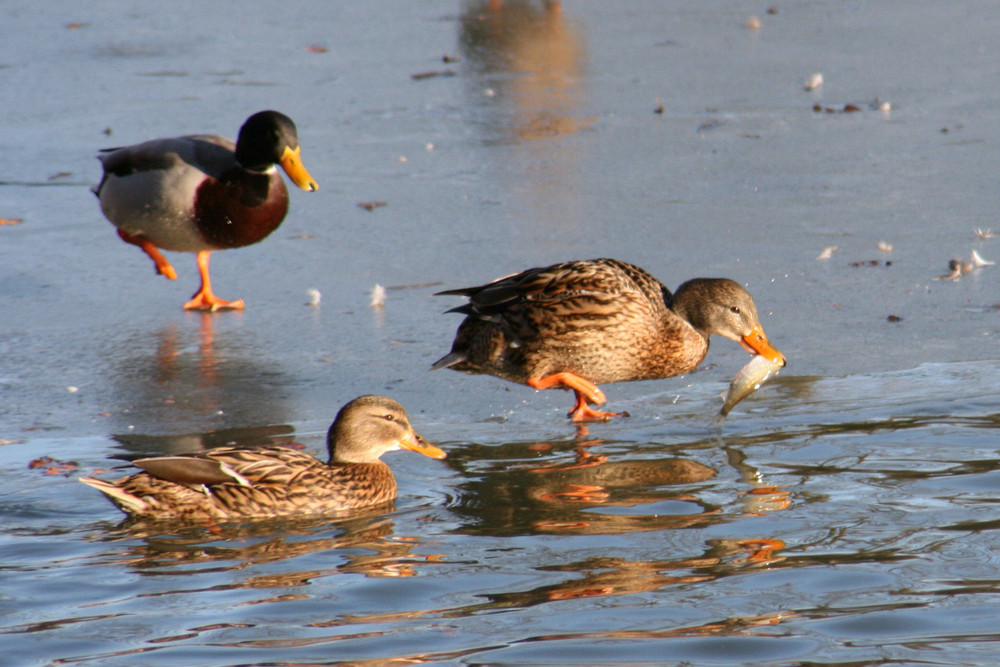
left=97, top=135, right=235, bottom=180
left=134, top=445, right=320, bottom=488
left=440, top=258, right=673, bottom=331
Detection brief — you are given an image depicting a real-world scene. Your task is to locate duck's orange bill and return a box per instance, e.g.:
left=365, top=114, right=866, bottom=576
left=400, top=433, right=447, bottom=460
left=740, top=325, right=786, bottom=367
left=279, top=145, right=319, bottom=192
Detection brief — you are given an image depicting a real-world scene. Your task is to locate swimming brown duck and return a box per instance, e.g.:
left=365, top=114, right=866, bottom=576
left=432, top=258, right=786, bottom=421
left=94, top=110, right=318, bottom=311
left=79, top=395, right=446, bottom=520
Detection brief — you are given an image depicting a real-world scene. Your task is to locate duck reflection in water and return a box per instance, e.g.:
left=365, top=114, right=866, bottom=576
left=446, top=437, right=722, bottom=536
left=493, top=537, right=786, bottom=605
left=725, top=443, right=793, bottom=514
left=456, top=2, right=600, bottom=253
left=444, top=434, right=792, bottom=538
left=93, top=514, right=440, bottom=580
left=459, top=0, right=590, bottom=141
left=333, top=537, right=787, bottom=629
left=103, top=313, right=293, bottom=435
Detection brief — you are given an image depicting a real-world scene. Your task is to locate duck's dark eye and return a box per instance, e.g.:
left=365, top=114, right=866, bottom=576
left=730, top=306, right=741, bottom=315
left=383, top=414, right=395, bottom=422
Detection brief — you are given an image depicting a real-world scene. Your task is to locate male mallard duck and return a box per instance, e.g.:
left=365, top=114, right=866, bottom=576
left=432, top=258, right=786, bottom=421
left=79, top=395, right=445, bottom=520
left=94, top=110, right=319, bottom=311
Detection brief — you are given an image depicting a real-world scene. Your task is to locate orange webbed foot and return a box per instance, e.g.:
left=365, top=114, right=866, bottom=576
left=528, top=372, right=629, bottom=422
left=117, top=230, right=177, bottom=280
left=183, top=251, right=243, bottom=311
left=183, top=292, right=245, bottom=312
left=567, top=396, right=629, bottom=422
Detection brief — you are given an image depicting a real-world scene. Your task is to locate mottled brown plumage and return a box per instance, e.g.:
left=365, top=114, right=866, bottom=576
left=80, top=396, right=446, bottom=520
left=433, top=258, right=785, bottom=421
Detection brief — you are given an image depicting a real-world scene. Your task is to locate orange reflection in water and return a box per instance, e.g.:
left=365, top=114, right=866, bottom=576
left=461, top=0, right=592, bottom=141
left=95, top=513, right=438, bottom=581
left=102, top=311, right=292, bottom=435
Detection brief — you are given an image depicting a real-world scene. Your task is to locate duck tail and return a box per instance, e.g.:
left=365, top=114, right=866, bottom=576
left=430, top=352, right=466, bottom=371
left=79, top=477, right=148, bottom=515
left=445, top=303, right=477, bottom=316
left=434, top=286, right=476, bottom=297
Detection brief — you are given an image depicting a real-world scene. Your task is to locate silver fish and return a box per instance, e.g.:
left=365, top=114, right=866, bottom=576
left=714, top=354, right=783, bottom=426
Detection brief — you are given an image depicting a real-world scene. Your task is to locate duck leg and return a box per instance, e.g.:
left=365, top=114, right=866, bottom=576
left=117, top=230, right=178, bottom=280
left=183, top=251, right=244, bottom=311
left=527, top=372, right=629, bottom=422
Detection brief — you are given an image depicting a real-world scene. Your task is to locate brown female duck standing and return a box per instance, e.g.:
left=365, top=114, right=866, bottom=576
left=79, top=396, right=446, bottom=520
left=94, top=110, right=319, bottom=310
left=433, top=258, right=786, bottom=421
